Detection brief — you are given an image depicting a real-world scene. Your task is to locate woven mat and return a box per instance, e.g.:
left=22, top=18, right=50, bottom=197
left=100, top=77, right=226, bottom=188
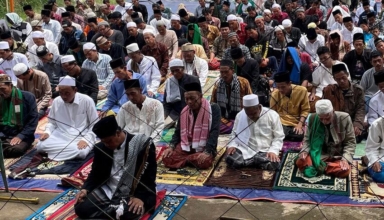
left=149, top=194, right=188, bottom=220
left=273, top=152, right=350, bottom=196
left=282, top=141, right=302, bottom=152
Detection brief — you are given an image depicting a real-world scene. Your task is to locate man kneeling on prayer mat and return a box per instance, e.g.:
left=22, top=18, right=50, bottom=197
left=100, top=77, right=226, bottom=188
left=37, top=76, right=99, bottom=161
left=226, top=94, right=285, bottom=170
left=162, top=82, right=221, bottom=169
left=296, top=100, right=356, bottom=178
left=117, top=79, right=164, bottom=145
left=366, top=117, right=384, bottom=183
left=74, top=116, right=157, bottom=219
left=0, top=74, right=38, bottom=158
left=211, top=59, right=252, bottom=134
left=270, top=71, right=310, bottom=142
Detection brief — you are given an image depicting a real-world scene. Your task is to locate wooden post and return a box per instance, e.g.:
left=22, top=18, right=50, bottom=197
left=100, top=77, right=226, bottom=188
left=5, top=0, right=9, bottom=13
left=9, top=0, right=14, bottom=12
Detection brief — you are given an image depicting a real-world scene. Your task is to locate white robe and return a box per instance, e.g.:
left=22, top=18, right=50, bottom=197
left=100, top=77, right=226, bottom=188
left=367, top=91, right=384, bottom=125
left=366, top=117, right=384, bottom=166
left=183, top=56, right=208, bottom=87
left=28, top=41, right=60, bottom=68
left=126, top=56, right=161, bottom=93
left=36, top=93, right=99, bottom=161
left=0, top=52, right=29, bottom=86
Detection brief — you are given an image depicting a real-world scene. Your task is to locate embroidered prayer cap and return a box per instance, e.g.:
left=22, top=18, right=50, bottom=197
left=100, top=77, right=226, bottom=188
left=228, top=32, right=238, bottom=38
left=221, top=22, right=229, bottom=28
left=306, top=28, right=317, bottom=40
left=181, top=43, right=195, bottom=52
left=96, top=36, right=108, bottom=45
left=227, top=14, right=237, bottom=22
left=353, top=33, right=364, bottom=43
left=315, top=99, right=333, bottom=114
left=41, top=9, right=51, bottom=17
left=178, top=9, right=188, bottom=17
left=230, top=47, right=244, bottom=60
left=374, top=70, right=384, bottom=85
left=13, top=63, right=29, bottom=76
left=31, top=31, right=45, bottom=39
left=92, top=115, right=119, bottom=139
left=282, top=19, right=292, bottom=28
left=61, top=55, right=76, bottom=64
left=374, top=38, right=384, bottom=46
left=110, top=11, right=122, bottom=19
left=169, top=58, right=184, bottom=68
left=23, top=5, right=32, bottom=11
left=36, top=45, right=50, bottom=57
left=332, top=63, right=348, bottom=75
left=332, top=9, right=341, bottom=16
left=243, top=94, right=259, bottom=107
left=274, top=71, right=291, bottom=83
left=83, top=42, right=97, bottom=51
left=58, top=75, right=76, bottom=87
left=342, top=16, right=353, bottom=23
left=31, top=20, right=43, bottom=27
left=220, top=59, right=233, bottom=67
left=126, top=43, right=140, bottom=54
left=0, top=31, right=12, bottom=40
left=126, top=22, right=137, bottom=28
left=197, top=16, right=206, bottom=23
left=295, top=7, right=305, bottom=13
left=124, top=79, right=141, bottom=90
left=143, top=29, right=155, bottom=36
left=0, top=42, right=10, bottom=50
left=110, top=58, right=125, bottom=69
left=362, top=1, right=370, bottom=6
left=171, top=14, right=180, bottom=21
left=184, top=82, right=202, bottom=93
left=0, top=74, right=12, bottom=83
left=124, top=2, right=133, bottom=10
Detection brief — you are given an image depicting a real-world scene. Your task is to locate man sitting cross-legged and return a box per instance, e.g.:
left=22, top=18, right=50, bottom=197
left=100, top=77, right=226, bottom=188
left=366, top=116, right=384, bottom=183
left=162, top=82, right=221, bottom=169
left=296, top=100, right=356, bottom=178
left=226, top=94, right=285, bottom=170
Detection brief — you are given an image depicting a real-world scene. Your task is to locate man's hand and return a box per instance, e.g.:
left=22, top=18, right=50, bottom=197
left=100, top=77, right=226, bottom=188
left=128, top=197, right=144, bottom=215
left=293, top=123, right=304, bottom=135
left=77, top=140, right=88, bottom=149
left=163, top=148, right=174, bottom=158
left=354, top=126, right=362, bottom=136
left=39, top=133, right=50, bottom=141
left=197, top=152, right=211, bottom=165
left=339, top=159, right=350, bottom=170
left=266, top=152, right=280, bottom=162
left=227, top=147, right=237, bottom=155
left=299, top=151, right=308, bottom=159
left=373, top=161, right=382, bottom=173
left=309, top=93, right=316, bottom=101
left=99, top=85, right=106, bottom=90
left=10, top=137, right=22, bottom=146
left=75, top=189, right=87, bottom=204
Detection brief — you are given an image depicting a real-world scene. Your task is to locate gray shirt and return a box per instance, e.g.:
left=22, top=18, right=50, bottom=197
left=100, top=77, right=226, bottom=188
left=360, top=67, right=379, bottom=97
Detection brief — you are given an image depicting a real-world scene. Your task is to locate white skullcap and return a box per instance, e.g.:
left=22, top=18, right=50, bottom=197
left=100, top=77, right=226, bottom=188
left=126, top=43, right=139, bottom=53
left=13, top=63, right=28, bottom=76
left=31, top=31, right=45, bottom=39
left=61, top=55, right=76, bottom=64
left=83, top=42, right=97, bottom=51
left=274, top=25, right=284, bottom=32
left=58, top=75, right=76, bottom=87
left=282, top=19, right=292, bottom=28
left=143, top=29, right=155, bottom=35
left=156, top=20, right=166, bottom=26
left=307, top=22, right=317, bottom=29
left=125, top=2, right=133, bottom=10
left=31, top=20, right=43, bottom=27
left=86, top=12, right=96, bottom=18
left=272, top=4, right=281, bottom=9
left=264, top=9, right=272, bottom=14
left=127, top=22, right=137, bottom=28
left=315, top=99, right=333, bottom=114
left=0, top=41, right=9, bottom=50
left=169, top=58, right=184, bottom=68
left=243, top=94, right=259, bottom=107
left=227, top=14, right=237, bottom=21
left=171, top=14, right=180, bottom=21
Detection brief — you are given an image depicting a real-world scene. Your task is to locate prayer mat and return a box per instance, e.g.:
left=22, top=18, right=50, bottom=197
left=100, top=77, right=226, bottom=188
left=35, top=116, right=49, bottom=135
left=60, top=158, right=94, bottom=188
left=282, top=141, right=302, bottom=152
left=353, top=143, right=366, bottom=159
left=149, top=194, right=188, bottom=220
left=202, top=75, right=219, bottom=102
left=156, top=135, right=230, bottom=186
left=204, top=153, right=276, bottom=189
left=273, top=152, right=350, bottom=196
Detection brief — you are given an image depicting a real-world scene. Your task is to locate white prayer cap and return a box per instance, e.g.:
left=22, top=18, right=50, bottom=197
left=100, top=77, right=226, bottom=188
left=227, top=14, right=237, bottom=21
left=83, top=42, right=97, bottom=51
left=125, top=2, right=133, bottom=10
left=61, top=55, right=76, bottom=64
left=272, top=3, right=281, bottom=9
left=282, top=19, right=292, bottom=28
left=126, top=22, right=137, bottom=28
left=243, top=94, right=259, bottom=107
left=143, top=29, right=155, bottom=36
left=86, top=12, right=96, bottom=18
left=156, top=20, right=166, bottom=26
left=274, top=25, right=284, bottom=32
left=126, top=43, right=139, bottom=53
left=264, top=9, right=272, bottom=14
left=169, top=58, right=184, bottom=68
left=171, top=14, right=180, bottom=21
left=31, top=20, right=43, bottom=27
left=13, top=63, right=28, bottom=76
left=58, top=75, right=76, bottom=87
left=31, top=31, right=45, bottom=39
left=0, top=41, right=9, bottom=50
left=315, top=99, right=333, bottom=114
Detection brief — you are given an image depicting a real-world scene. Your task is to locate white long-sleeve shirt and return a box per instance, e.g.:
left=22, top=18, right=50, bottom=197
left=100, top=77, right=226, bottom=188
left=0, top=52, right=29, bottom=85
left=28, top=41, right=60, bottom=68
left=183, top=56, right=208, bottom=88
left=117, top=97, right=164, bottom=144
left=25, top=29, right=54, bottom=49
left=341, top=27, right=363, bottom=49
left=42, top=19, right=62, bottom=44
left=298, top=35, right=325, bottom=63
left=126, top=55, right=161, bottom=93
left=312, top=61, right=349, bottom=97
left=366, top=117, right=384, bottom=166
left=228, top=108, right=285, bottom=160
left=367, top=91, right=384, bottom=125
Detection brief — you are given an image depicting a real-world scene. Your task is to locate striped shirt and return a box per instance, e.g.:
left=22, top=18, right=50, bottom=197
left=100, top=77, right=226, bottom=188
left=81, top=53, right=114, bottom=90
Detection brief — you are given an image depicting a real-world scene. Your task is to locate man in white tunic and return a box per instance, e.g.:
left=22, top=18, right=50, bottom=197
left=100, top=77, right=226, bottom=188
left=367, top=70, right=384, bottom=125
left=341, top=16, right=363, bottom=50
left=181, top=43, right=208, bottom=87
left=0, top=42, right=29, bottom=86
left=28, top=31, right=60, bottom=67
left=37, top=76, right=99, bottom=161
left=117, top=79, right=164, bottom=145
left=226, top=94, right=285, bottom=170
left=366, top=117, right=384, bottom=183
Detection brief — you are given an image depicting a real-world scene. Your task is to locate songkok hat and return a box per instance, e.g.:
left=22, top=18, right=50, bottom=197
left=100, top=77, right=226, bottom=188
left=353, top=33, right=364, bottom=43
left=0, top=31, right=12, bottom=40
left=307, top=22, right=317, bottom=29
left=295, top=7, right=305, bottom=13
left=87, top=17, right=97, bottom=24
left=264, top=9, right=271, bottom=14
left=362, top=1, right=370, bottom=6
left=66, top=5, right=75, bottom=12
left=287, top=41, right=298, bottom=47
left=220, top=59, right=233, bottom=67
left=58, top=75, right=76, bottom=86
left=0, top=42, right=9, bottom=50
left=171, top=14, right=180, bottom=21
left=329, top=32, right=340, bottom=39
left=184, top=82, right=202, bottom=93
left=62, top=20, right=72, bottom=28
left=36, top=45, right=49, bottom=57
left=181, top=43, right=195, bottom=52
left=154, top=9, right=162, bottom=15
left=13, top=63, right=29, bottom=76
left=31, top=20, right=43, bottom=27
left=96, top=36, right=108, bottom=45
left=178, top=9, right=188, bottom=17
left=44, top=4, right=53, bottom=11
left=83, top=42, right=97, bottom=51
left=306, top=28, right=317, bottom=40
left=342, top=16, right=353, bottom=23
left=228, top=32, right=238, bottom=38
left=169, top=58, right=184, bottom=68
left=68, top=39, right=79, bottom=49
left=124, top=79, right=141, bottom=90
left=282, top=19, right=292, bottom=28
left=243, top=94, right=259, bottom=107
left=221, top=22, right=229, bottom=28
left=178, top=38, right=188, bottom=47
left=274, top=71, right=291, bottom=83
left=41, top=9, right=51, bottom=17
left=110, top=58, right=125, bottom=69
left=367, top=11, right=375, bottom=18
left=61, top=12, right=70, bottom=18
left=61, top=55, right=76, bottom=64
left=126, top=22, right=137, bottom=28
left=23, top=5, right=32, bottom=11
left=134, top=18, right=144, bottom=24
left=374, top=38, right=384, bottom=46
left=110, top=11, right=122, bottom=18
left=0, top=74, right=12, bottom=83
left=332, top=9, right=342, bottom=16
left=374, top=70, right=384, bottom=85
left=275, top=25, right=284, bottom=32
left=315, top=99, right=333, bottom=114
left=230, top=47, right=244, bottom=60
left=124, top=2, right=133, bottom=10
left=126, top=43, right=140, bottom=53
left=332, top=63, right=348, bottom=75
left=32, top=31, right=45, bottom=39
left=143, top=29, right=155, bottom=36
left=227, top=14, right=237, bottom=21
left=223, top=1, right=230, bottom=6
left=197, top=16, right=206, bottom=23
left=156, top=20, right=166, bottom=26
left=92, top=115, right=119, bottom=139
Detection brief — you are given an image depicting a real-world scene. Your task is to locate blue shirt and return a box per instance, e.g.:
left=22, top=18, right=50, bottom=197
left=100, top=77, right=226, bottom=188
left=101, top=72, right=147, bottom=113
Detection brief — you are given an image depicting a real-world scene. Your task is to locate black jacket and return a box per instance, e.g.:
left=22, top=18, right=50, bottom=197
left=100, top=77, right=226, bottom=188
left=133, top=4, right=148, bottom=22
left=342, top=49, right=372, bottom=81
left=76, top=68, right=99, bottom=104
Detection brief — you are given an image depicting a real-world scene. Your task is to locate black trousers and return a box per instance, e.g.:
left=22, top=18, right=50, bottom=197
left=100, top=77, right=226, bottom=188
left=283, top=126, right=304, bottom=142
left=2, top=138, right=32, bottom=158
left=226, top=149, right=280, bottom=170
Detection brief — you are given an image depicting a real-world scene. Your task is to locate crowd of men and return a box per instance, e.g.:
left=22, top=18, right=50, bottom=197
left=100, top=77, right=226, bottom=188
left=1, top=0, right=384, bottom=218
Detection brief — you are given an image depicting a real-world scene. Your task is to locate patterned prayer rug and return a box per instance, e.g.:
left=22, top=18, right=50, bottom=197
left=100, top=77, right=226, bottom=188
left=282, top=141, right=302, bottom=152
left=273, top=152, right=350, bottom=196
left=353, top=143, right=366, bottom=159
left=156, top=135, right=230, bottom=186
left=149, top=194, right=188, bottom=220
left=157, top=128, right=175, bottom=147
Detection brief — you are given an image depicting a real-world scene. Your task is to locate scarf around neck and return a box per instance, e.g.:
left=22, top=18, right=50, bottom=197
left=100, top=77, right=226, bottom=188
left=216, top=74, right=241, bottom=118
left=0, top=87, right=23, bottom=127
